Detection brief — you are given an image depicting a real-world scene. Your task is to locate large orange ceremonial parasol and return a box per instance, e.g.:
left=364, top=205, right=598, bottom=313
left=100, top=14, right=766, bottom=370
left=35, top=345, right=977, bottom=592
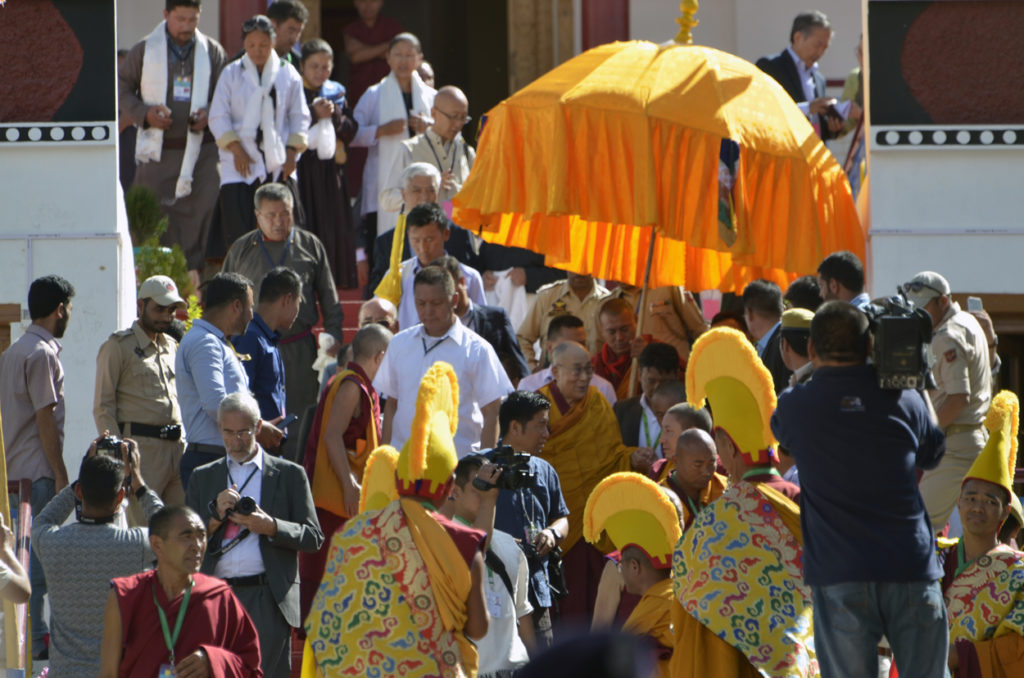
left=453, top=14, right=863, bottom=292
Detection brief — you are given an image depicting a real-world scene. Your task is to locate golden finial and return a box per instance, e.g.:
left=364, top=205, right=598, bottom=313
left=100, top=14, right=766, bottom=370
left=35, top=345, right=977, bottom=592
left=675, top=0, right=699, bottom=44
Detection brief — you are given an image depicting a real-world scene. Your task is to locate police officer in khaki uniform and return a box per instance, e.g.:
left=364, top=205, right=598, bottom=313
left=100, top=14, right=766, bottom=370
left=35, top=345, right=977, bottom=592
left=903, top=271, right=991, bottom=532
left=516, top=273, right=610, bottom=372
left=93, top=275, right=186, bottom=524
left=607, top=284, right=709, bottom=362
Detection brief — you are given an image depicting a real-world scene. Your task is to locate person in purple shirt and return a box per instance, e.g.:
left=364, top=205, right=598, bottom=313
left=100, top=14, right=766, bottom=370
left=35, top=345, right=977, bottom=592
left=232, top=267, right=302, bottom=440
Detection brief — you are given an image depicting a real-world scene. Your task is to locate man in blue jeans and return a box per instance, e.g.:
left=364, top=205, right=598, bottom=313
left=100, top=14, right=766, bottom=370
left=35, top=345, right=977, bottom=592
left=771, top=301, right=950, bottom=678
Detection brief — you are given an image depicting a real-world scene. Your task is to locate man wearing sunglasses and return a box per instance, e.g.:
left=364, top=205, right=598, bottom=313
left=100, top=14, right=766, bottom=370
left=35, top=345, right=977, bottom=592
left=903, top=271, right=992, bottom=534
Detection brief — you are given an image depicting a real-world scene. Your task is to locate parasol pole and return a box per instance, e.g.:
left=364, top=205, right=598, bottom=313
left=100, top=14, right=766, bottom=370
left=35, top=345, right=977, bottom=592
left=627, top=226, right=658, bottom=399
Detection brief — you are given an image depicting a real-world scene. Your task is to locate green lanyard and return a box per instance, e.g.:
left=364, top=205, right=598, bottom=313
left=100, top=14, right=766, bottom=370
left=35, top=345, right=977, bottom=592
left=954, top=540, right=977, bottom=579
left=641, top=412, right=661, bottom=449
left=152, top=580, right=193, bottom=666
left=741, top=467, right=781, bottom=482
left=684, top=492, right=701, bottom=520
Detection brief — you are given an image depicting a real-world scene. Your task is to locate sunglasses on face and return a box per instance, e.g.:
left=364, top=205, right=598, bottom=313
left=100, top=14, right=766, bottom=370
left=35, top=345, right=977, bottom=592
left=902, top=281, right=943, bottom=296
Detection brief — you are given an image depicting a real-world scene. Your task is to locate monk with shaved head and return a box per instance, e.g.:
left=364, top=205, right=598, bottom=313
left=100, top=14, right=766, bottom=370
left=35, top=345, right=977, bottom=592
left=537, top=341, right=656, bottom=626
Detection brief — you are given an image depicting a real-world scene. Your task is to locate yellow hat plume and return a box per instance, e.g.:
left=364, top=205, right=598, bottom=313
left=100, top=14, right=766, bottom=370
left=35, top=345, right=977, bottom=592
left=963, top=390, right=1019, bottom=498
left=685, top=327, right=778, bottom=465
left=583, top=472, right=683, bottom=569
left=396, top=362, right=460, bottom=499
left=359, top=445, right=400, bottom=514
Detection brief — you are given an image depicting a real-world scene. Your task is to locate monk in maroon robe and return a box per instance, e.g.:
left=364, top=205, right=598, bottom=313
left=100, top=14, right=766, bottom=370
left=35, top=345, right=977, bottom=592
left=99, top=506, right=261, bottom=678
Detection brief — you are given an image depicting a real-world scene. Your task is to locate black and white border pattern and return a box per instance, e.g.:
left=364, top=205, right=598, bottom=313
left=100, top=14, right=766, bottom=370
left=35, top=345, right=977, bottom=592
left=0, top=122, right=114, bottom=145
left=874, top=125, right=1024, bottom=149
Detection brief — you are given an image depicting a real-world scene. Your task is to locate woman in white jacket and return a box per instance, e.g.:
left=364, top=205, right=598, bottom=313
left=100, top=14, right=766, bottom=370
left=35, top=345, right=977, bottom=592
left=207, top=14, right=310, bottom=260
left=350, top=32, right=435, bottom=260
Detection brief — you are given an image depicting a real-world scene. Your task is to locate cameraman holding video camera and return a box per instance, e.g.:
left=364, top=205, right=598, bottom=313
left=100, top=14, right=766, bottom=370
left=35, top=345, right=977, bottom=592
left=485, top=391, right=569, bottom=648
left=771, top=301, right=948, bottom=678
left=186, top=391, right=322, bottom=678
left=32, top=434, right=164, bottom=676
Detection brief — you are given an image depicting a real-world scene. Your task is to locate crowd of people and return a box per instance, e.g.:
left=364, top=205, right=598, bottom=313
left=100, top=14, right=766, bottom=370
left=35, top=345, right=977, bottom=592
left=0, top=1, right=1018, bottom=678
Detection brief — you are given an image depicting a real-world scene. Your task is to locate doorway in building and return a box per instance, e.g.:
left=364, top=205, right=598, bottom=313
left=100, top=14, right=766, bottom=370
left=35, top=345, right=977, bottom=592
left=320, top=0, right=509, bottom=137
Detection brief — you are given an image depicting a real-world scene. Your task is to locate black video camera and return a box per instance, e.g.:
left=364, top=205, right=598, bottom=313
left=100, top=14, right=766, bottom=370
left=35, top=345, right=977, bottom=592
left=863, top=292, right=935, bottom=391
left=476, top=444, right=535, bottom=491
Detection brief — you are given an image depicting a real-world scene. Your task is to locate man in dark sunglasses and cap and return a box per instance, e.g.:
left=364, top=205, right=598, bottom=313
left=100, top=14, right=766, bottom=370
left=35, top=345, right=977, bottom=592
left=902, top=271, right=991, bottom=534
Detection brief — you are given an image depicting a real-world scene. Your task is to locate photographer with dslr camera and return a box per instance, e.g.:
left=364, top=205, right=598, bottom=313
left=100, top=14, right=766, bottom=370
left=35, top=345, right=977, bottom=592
left=485, top=391, right=569, bottom=648
left=186, top=391, right=323, bottom=678
left=771, top=301, right=948, bottom=678
left=32, top=433, right=165, bottom=676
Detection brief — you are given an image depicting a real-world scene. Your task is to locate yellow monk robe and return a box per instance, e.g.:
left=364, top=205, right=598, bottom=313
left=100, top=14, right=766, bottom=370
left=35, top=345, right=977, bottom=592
left=622, top=578, right=675, bottom=678
left=304, top=498, right=477, bottom=678
left=671, top=482, right=817, bottom=678
left=307, top=367, right=379, bottom=519
left=940, top=539, right=1024, bottom=677
left=538, top=383, right=635, bottom=553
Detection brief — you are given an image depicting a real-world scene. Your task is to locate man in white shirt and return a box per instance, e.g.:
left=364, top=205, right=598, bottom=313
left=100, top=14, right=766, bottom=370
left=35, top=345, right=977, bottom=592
left=186, top=391, right=322, bottom=678
left=395, top=201, right=485, bottom=330
left=442, top=455, right=534, bottom=674
left=376, top=265, right=513, bottom=456
left=518, top=314, right=618, bottom=406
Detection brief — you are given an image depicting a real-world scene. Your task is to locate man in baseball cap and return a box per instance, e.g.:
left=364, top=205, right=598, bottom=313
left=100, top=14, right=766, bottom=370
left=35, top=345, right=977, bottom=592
left=902, top=270, right=992, bottom=533
left=93, top=275, right=188, bottom=524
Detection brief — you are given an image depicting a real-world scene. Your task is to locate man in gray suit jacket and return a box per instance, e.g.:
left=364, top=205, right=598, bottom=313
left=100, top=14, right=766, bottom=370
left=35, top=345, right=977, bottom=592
left=186, top=391, right=323, bottom=678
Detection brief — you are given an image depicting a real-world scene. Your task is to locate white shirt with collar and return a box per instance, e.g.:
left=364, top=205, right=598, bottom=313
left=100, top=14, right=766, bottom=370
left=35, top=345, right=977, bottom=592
left=374, top=320, right=513, bottom=456
left=214, top=447, right=266, bottom=579
left=639, top=394, right=662, bottom=455
left=397, top=257, right=486, bottom=330
left=785, top=46, right=851, bottom=121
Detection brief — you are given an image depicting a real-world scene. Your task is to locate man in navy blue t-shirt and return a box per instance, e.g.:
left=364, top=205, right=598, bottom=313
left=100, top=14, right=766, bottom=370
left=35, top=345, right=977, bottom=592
left=487, top=391, right=570, bottom=650
left=771, top=301, right=948, bottom=678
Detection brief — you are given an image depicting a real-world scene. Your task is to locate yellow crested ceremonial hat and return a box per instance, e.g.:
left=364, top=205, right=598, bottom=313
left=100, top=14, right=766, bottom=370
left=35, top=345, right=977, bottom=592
left=373, top=212, right=406, bottom=307
left=396, top=361, right=460, bottom=504
left=685, top=327, right=778, bottom=466
left=583, top=472, right=683, bottom=569
left=963, top=390, right=1019, bottom=500
left=359, top=445, right=400, bottom=514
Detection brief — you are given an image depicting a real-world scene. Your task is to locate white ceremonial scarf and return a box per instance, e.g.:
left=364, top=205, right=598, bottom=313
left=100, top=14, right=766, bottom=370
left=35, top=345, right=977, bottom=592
left=307, top=92, right=337, bottom=161
left=376, top=70, right=432, bottom=234
left=239, top=52, right=286, bottom=180
left=136, top=21, right=211, bottom=198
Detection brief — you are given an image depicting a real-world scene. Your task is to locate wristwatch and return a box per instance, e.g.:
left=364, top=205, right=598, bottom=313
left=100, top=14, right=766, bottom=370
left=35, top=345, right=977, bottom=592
left=134, top=484, right=149, bottom=500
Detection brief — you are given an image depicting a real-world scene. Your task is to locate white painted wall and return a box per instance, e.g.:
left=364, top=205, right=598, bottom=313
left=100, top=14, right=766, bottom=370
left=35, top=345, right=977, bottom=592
left=117, top=0, right=221, bottom=50
left=869, top=145, right=1024, bottom=296
left=629, top=0, right=861, bottom=83
left=0, top=137, right=137, bottom=480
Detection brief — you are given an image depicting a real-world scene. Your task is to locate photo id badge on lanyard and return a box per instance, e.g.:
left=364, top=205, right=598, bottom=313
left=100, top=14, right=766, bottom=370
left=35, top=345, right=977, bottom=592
left=153, top=579, right=193, bottom=676
left=173, top=74, right=192, bottom=102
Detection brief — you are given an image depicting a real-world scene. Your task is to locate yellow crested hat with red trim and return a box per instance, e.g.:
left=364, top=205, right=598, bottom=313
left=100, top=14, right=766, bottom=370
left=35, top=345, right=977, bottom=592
left=685, top=327, right=778, bottom=466
left=963, top=390, right=1019, bottom=501
left=583, top=472, right=682, bottom=569
left=396, top=361, right=460, bottom=504
left=359, top=445, right=400, bottom=514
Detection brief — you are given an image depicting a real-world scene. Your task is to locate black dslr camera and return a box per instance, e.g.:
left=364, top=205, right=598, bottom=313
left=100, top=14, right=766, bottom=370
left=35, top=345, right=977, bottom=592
left=226, top=496, right=257, bottom=517
left=474, top=445, right=535, bottom=491
left=96, top=435, right=123, bottom=458
left=863, top=292, right=935, bottom=391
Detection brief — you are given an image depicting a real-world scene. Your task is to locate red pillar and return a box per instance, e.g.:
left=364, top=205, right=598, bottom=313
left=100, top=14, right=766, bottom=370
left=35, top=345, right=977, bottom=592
left=581, top=0, right=630, bottom=50
left=220, top=0, right=269, bottom=57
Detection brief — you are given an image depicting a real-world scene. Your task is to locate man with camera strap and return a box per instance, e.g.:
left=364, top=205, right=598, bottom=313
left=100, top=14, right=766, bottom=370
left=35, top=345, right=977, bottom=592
left=186, top=391, right=323, bottom=678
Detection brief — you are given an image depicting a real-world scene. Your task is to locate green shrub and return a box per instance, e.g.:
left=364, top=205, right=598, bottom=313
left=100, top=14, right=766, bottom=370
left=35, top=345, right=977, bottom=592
left=125, top=185, right=195, bottom=299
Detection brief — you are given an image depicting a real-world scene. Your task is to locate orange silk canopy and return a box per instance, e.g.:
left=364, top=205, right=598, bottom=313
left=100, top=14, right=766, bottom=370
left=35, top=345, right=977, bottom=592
left=453, top=41, right=864, bottom=291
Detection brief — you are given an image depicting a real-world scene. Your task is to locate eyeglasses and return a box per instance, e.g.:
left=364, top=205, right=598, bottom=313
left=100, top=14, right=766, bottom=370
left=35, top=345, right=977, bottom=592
left=562, top=363, right=594, bottom=378
left=222, top=428, right=255, bottom=440
left=435, top=108, right=472, bottom=126
left=902, top=281, right=944, bottom=296
left=242, top=15, right=273, bottom=35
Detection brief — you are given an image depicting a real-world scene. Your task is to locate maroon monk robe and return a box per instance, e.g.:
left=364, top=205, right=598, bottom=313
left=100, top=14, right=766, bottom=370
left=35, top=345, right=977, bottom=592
left=113, top=571, right=261, bottom=678
left=299, top=363, right=381, bottom=624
